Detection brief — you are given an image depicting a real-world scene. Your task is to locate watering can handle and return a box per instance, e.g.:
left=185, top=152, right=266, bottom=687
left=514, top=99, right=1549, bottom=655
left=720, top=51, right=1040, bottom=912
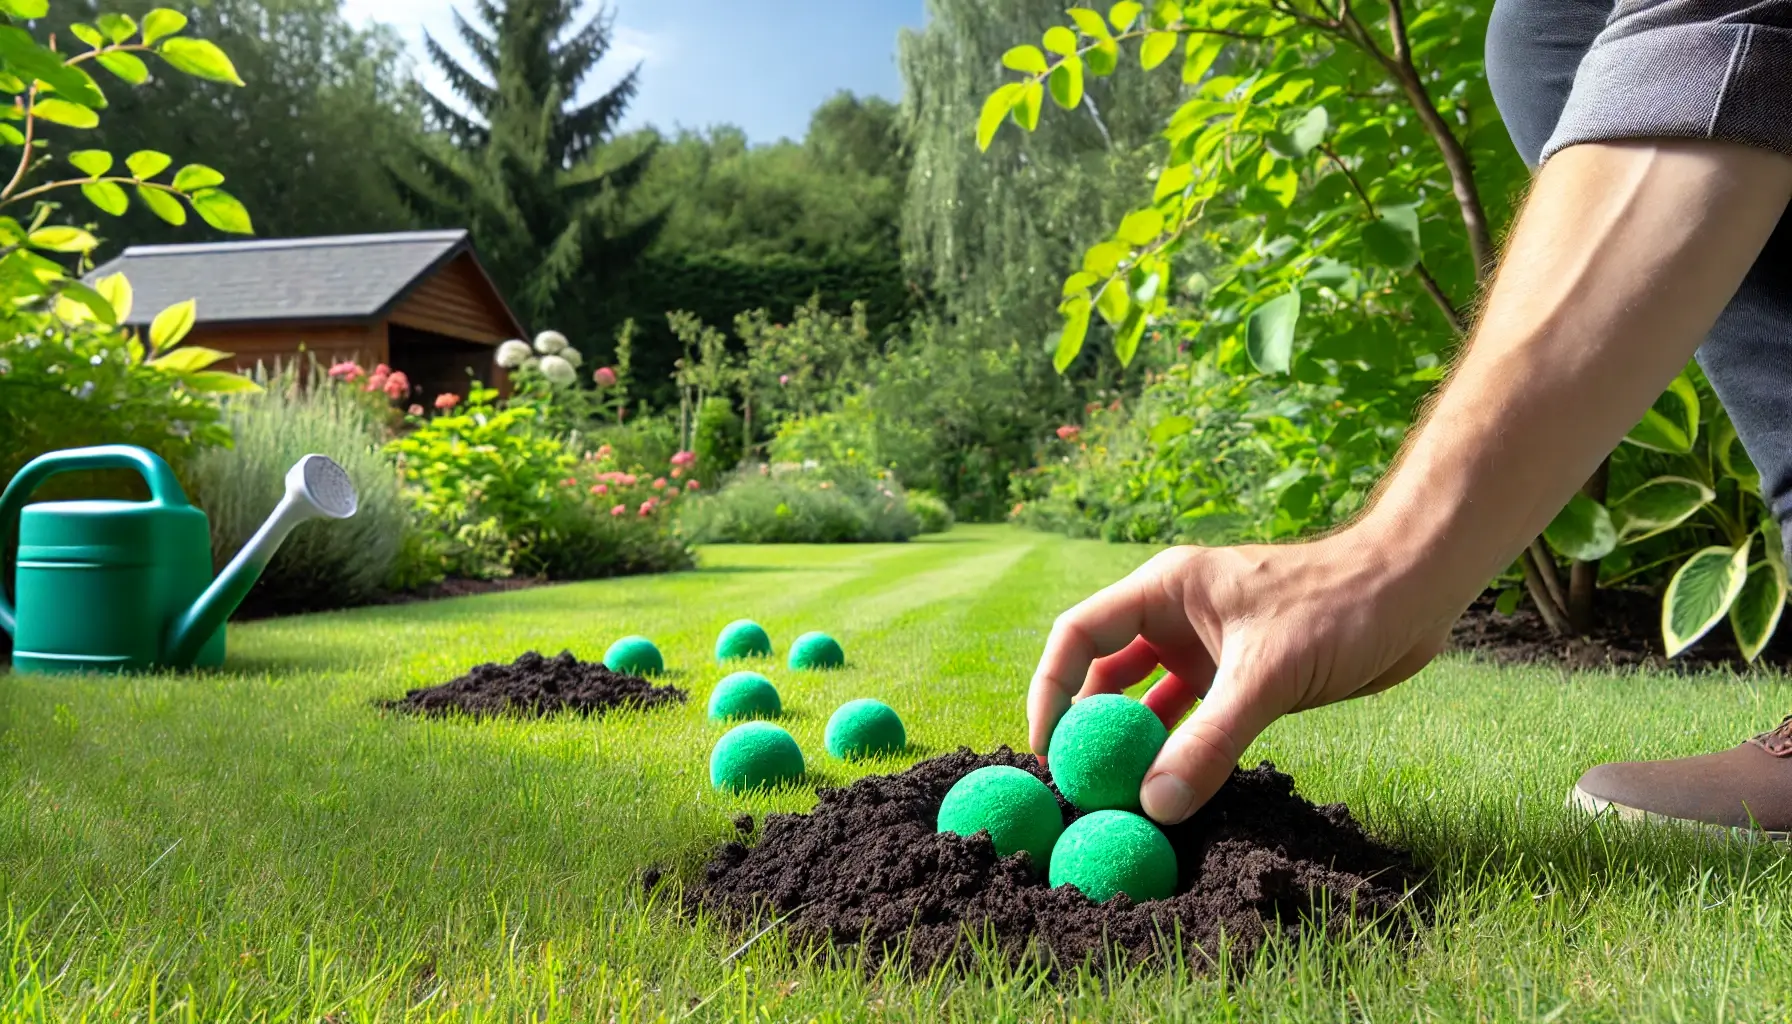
left=0, top=445, right=190, bottom=636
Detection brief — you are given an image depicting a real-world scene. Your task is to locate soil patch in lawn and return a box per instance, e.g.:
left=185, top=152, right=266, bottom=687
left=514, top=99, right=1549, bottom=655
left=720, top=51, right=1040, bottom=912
left=689, top=748, right=1419, bottom=974
left=1451, top=588, right=1792, bottom=671
left=383, top=650, right=685, bottom=719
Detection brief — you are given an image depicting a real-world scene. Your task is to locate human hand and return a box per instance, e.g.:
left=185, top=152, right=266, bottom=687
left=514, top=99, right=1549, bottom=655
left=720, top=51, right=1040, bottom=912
left=1027, top=527, right=1465, bottom=825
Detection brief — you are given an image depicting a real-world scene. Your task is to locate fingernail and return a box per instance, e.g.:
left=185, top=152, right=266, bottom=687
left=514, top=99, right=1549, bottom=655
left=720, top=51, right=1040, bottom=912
left=1141, top=772, right=1195, bottom=824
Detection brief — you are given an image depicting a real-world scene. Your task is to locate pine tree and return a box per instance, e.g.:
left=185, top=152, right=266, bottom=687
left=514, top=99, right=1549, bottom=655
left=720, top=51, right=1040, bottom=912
left=392, top=0, right=661, bottom=341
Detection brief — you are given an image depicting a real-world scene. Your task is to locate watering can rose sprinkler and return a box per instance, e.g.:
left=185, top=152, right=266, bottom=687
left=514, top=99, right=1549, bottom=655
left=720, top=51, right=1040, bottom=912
left=0, top=444, right=358, bottom=673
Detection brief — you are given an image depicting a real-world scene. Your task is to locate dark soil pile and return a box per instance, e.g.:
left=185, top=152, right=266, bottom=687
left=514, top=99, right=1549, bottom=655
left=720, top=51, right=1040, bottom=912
left=690, top=748, right=1420, bottom=974
left=384, top=650, right=685, bottom=718
left=1451, top=588, right=1792, bottom=671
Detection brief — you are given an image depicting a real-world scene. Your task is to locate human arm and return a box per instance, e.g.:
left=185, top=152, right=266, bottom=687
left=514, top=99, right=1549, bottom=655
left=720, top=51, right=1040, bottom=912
left=1027, top=138, right=1792, bottom=824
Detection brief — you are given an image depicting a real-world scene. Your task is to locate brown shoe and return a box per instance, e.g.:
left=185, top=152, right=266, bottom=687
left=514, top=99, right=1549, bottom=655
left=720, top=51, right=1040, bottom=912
left=1567, top=717, right=1792, bottom=839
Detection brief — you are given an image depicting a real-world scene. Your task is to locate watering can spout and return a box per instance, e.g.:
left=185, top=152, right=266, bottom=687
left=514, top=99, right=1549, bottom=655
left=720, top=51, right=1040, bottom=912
left=164, top=455, right=358, bottom=666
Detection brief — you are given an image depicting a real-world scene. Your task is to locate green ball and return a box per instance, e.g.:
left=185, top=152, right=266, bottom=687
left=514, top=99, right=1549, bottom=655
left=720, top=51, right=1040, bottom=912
left=824, top=698, right=905, bottom=759
left=1048, top=809, right=1177, bottom=903
left=707, top=671, right=782, bottom=722
left=787, top=631, right=845, bottom=670
left=604, top=635, right=664, bottom=676
left=715, top=619, right=773, bottom=663
left=1046, top=693, right=1167, bottom=813
left=937, top=765, right=1064, bottom=871
left=709, top=721, right=805, bottom=792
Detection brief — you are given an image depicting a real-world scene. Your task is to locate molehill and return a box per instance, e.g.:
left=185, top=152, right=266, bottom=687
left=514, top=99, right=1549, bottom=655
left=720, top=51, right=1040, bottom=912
left=384, top=650, right=686, bottom=718
left=688, top=748, right=1420, bottom=974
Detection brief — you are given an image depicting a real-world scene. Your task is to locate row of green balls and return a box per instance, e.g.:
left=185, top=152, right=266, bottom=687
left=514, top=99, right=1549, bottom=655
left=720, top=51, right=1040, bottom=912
left=602, top=620, right=847, bottom=676
left=708, top=684, right=908, bottom=791
left=935, top=694, right=1182, bottom=904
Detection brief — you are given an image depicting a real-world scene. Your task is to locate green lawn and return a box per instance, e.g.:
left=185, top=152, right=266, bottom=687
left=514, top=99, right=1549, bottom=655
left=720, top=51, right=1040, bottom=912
left=4, top=523, right=1792, bottom=1021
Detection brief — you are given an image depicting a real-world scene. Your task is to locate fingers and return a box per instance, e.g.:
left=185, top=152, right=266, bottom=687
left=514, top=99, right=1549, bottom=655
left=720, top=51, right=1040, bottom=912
left=1140, top=671, right=1207, bottom=730
left=1027, top=570, right=1163, bottom=757
left=1139, top=647, right=1285, bottom=825
left=1076, top=636, right=1161, bottom=701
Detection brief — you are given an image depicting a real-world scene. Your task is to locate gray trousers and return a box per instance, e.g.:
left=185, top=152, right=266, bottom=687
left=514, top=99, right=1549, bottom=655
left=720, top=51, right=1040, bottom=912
left=1485, top=0, right=1792, bottom=565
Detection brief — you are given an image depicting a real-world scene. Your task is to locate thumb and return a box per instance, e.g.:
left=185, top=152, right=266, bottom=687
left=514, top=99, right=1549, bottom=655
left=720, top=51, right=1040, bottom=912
left=1139, top=645, right=1283, bottom=825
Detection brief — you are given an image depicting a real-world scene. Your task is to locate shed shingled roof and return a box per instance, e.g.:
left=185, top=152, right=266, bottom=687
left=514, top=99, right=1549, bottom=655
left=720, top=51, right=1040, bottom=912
left=87, top=230, right=476, bottom=326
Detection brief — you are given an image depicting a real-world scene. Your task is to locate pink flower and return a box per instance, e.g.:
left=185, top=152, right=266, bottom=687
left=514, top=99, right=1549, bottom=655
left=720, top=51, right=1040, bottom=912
left=408, top=404, right=424, bottom=417
left=373, top=364, right=390, bottom=376
left=561, top=477, right=578, bottom=488
left=779, top=374, right=790, bottom=386
left=611, top=504, right=626, bottom=516
left=363, top=373, right=386, bottom=393
left=591, top=483, right=608, bottom=496
left=435, top=392, right=461, bottom=411
left=328, top=361, right=365, bottom=381
left=621, top=474, right=637, bottom=487
left=383, top=371, right=410, bottom=400
left=594, top=366, right=617, bottom=387
left=687, top=479, right=700, bottom=491
left=670, top=450, right=696, bottom=467
left=670, top=467, right=683, bottom=480
left=1056, top=425, right=1082, bottom=441
left=652, top=477, right=667, bottom=490
left=597, top=444, right=613, bottom=459
left=638, top=501, right=654, bottom=516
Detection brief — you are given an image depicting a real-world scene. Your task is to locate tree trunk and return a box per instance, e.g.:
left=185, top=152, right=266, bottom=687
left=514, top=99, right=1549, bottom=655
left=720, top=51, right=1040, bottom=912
left=1522, top=546, right=1574, bottom=636
left=1568, top=457, right=1610, bottom=633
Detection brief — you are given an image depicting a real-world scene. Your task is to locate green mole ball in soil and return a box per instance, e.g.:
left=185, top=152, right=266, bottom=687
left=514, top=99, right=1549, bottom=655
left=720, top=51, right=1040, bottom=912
left=1048, top=809, right=1177, bottom=904
left=707, top=671, right=782, bottom=722
left=1046, top=693, right=1167, bottom=812
left=936, top=765, right=1063, bottom=871
left=787, top=631, right=845, bottom=670
left=709, top=721, right=805, bottom=792
left=714, top=619, right=773, bottom=663
left=824, top=698, right=905, bottom=759
left=604, top=635, right=664, bottom=676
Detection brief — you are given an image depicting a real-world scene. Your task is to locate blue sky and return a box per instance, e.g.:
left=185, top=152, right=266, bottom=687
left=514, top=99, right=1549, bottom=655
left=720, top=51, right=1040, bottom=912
left=341, top=0, right=926, bottom=144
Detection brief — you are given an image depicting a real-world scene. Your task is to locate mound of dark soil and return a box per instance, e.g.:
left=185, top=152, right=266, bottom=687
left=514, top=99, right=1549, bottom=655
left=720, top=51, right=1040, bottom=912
left=690, top=748, right=1419, bottom=974
left=1451, top=588, right=1792, bottom=671
left=384, top=650, right=685, bottom=718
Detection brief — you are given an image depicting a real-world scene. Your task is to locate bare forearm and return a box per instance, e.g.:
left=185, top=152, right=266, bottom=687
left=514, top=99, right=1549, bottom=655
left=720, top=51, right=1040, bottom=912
left=1361, top=140, right=1792, bottom=604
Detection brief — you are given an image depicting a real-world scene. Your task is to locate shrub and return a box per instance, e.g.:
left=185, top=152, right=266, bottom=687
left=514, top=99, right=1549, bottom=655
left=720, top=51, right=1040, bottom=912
left=680, top=463, right=920, bottom=544
left=186, top=363, right=409, bottom=614
left=905, top=490, right=954, bottom=535
left=693, top=396, right=743, bottom=481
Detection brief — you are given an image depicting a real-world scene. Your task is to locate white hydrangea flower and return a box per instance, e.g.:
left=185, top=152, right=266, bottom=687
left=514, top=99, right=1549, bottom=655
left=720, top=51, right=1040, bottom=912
left=496, top=339, right=532, bottom=368
left=533, top=330, right=568, bottom=355
left=539, top=354, right=577, bottom=386
left=560, top=346, right=583, bottom=368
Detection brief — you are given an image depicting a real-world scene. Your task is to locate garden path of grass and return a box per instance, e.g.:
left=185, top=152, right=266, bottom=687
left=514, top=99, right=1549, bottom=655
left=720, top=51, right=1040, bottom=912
left=4, top=523, right=1792, bottom=1021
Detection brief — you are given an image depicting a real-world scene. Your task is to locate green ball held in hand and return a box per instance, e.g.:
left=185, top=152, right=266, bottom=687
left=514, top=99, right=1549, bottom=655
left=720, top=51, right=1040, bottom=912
left=937, top=765, right=1064, bottom=871
left=603, top=635, right=663, bottom=676
left=715, top=619, right=773, bottom=663
left=707, top=671, right=782, bottom=722
left=824, top=698, right=905, bottom=759
left=788, top=631, right=845, bottom=670
left=1048, top=809, right=1177, bottom=903
left=1046, top=693, right=1168, bottom=813
left=709, top=721, right=805, bottom=792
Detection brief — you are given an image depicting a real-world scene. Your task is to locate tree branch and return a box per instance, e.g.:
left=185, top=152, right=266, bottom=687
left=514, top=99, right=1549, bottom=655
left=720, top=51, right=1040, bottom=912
left=2, top=87, right=39, bottom=202
left=1318, top=144, right=1466, bottom=333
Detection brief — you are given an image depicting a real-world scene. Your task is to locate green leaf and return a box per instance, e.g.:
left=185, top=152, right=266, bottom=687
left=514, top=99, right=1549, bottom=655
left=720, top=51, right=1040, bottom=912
left=1131, top=268, right=1161, bottom=305
left=1113, top=305, right=1147, bottom=366
left=1061, top=270, right=1099, bottom=296
left=149, top=344, right=231, bottom=372
left=96, top=13, right=138, bottom=43
left=1610, top=475, right=1716, bottom=542
left=1109, top=1, right=1144, bottom=29
left=1713, top=410, right=1761, bottom=491
left=190, top=188, right=253, bottom=234
left=137, top=185, right=186, bottom=224
left=1043, top=25, right=1078, bottom=56
left=149, top=298, right=197, bottom=351
left=1140, top=31, right=1177, bottom=69
left=96, top=51, right=149, bottom=85
left=1149, top=414, right=1194, bottom=445
left=1287, top=106, right=1328, bottom=155
left=55, top=280, right=115, bottom=326
left=0, top=28, right=106, bottom=108
left=180, top=370, right=261, bottom=394
left=1116, top=208, right=1164, bottom=245
left=1543, top=493, right=1617, bottom=562
left=1095, top=277, right=1130, bottom=325
left=1361, top=205, right=1422, bottom=269
left=68, top=149, right=112, bottom=177
left=1086, top=40, right=1119, bottom=76
left=1183, top=36, right=1224, bottom=84
left=33, top=98, right=99, bottom=129
left=1067, top=8, right=1113, bottom=38
left=1304, top=258, right=1354, bottom=289
left=1663, top=542, right=1751, bottom=658
left=126, top=149, right=172, bottom=179
left=69, top=23, right=106, bottom=49
left=142, top=9, right=189, bottom=46
left=26, top=225, right=97, bottom=252
left=1494, top=588, right=1522, bottom=616
left=1624, top=371, right=1701, bottom=454
left=0, top=124, right=20, bottom=144
left=93, top=271, right=132, bottom=322
left=173, top=163, right=225, bottom=191
left=1153, top=162, right=1193, bottom=200
left=81, top=180, right=128, bottom=216
left=1048, top=55, right=1084, bottom=109
left=158, top=37, right=244, bottom=86
left=1012, top=81, right=1044, bottom=131
left=1056, top=294, right=1091, bottom=373
left=0, top=0, right=45, bottom=15
left=1730, top=557, right=1787, bottom=662
left=977, top=82, right=1023, bottom=151
left=1082, top=240, right=1130, bottom=276
left=1245, top=290, right=1300, bottom=375
left=1002, top=44, right=1048, bottom=74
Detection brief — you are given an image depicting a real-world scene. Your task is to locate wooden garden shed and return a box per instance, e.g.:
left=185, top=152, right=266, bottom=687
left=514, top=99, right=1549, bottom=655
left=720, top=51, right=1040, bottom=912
left=89, top=230, right=526, bottom=404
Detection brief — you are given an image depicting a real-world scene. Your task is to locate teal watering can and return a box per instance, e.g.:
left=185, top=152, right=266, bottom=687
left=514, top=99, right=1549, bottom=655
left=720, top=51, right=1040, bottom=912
left=0, top=445, right=358, bottom=673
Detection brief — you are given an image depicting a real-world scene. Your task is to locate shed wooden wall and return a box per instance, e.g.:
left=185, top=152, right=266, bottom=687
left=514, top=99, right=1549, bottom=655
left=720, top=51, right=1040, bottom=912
left=387, top=252, right=518, bottom=344
left=200, top=322, right=387, bottom=376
